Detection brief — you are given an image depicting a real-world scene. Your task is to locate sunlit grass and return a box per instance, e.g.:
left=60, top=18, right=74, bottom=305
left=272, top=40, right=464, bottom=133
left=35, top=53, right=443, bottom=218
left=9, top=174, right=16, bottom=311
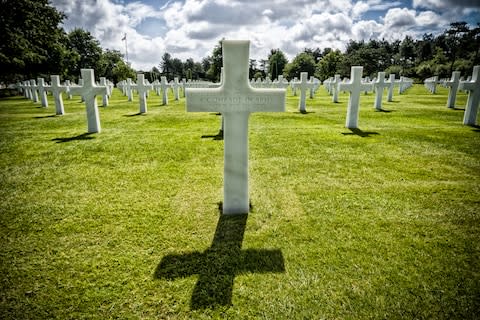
left=0, top=84, right=479, bottom=319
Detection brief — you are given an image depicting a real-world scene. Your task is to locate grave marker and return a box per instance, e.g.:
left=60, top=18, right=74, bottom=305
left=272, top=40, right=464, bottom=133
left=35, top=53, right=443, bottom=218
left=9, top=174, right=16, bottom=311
left=373, top=72, right=389, bottom=110
left=37, top=78, right=49, bottom=108
left=160, top=76, right=170, bottom=105
left=186, top=40, right=285, bottom=214
left=24, top=81, right=32, bottom=100
left=47, top=75, right=68, bottom=115
left=65, top=80, right=73, bottom=100
left=126, top=78, right=134, bottom=101
left=445, top=71, right=461, bottom=109
left=100, top=77, right=109, bottom=107
left=171, top=77, right=181, bottom=101
left=332, top=74, right=341, bottom=103
left=339, top=66, right=373, bottom=129
left=295, top=72, right=314, bottom=113
left=30, top=79, right=39, bottom=103
left=136, top=73, right=153, bottom=114
left=387, top=74, right=396, bottom=102
left=460, top=66, right=480, bottom=126
left=69, top=69, right=107, bottom=133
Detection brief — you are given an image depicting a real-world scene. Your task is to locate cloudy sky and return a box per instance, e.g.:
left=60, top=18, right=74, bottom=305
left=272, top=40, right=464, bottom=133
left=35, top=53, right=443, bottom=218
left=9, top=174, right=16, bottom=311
left=50, top=0, right=480, bottom=71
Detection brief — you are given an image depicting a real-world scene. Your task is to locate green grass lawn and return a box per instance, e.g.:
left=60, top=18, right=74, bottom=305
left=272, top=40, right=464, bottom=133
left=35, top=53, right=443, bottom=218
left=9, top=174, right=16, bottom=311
left=1, top=84, right=479, bottom=319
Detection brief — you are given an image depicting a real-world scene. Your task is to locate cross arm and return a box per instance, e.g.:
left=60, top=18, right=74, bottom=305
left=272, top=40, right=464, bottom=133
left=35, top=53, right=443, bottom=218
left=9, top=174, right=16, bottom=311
left=459, top=81, right=478, bottom=91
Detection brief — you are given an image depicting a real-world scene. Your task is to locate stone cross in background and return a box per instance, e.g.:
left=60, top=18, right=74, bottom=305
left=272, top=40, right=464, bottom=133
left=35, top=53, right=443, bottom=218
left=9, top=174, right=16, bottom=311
left=47, top=75, right=67, bottom=115
left=445, top=71, right=461, bottom=109
left=69, top=69, right=107, bottom=133
left=460, top=65, right=480, bottom=126
left=136, top=73, right=153, bottom=114
left=37, top=78, right=49, bottom=108
left=100, top=77, right=109, bottom=107
left=295, top=72, right=314, bottom=113
left=331, top=74, right=341, bottom=103
left=30, top=79, right=39, bottom=103
left=126, top=78, right=134, bottom=102
left=373, top=72, right=389, bottom=110
left=186, top=40, right=285, bottom=214
left=387, top=74, right=396, bottom=102
left=339, top=66, right=373, bottom=129
left=171, top=77, right=181, bottom=101
left=160, top=76, right=170, bottom=105
left=65, top=80, right=73, bottom=100
left=24, top=81, right=32, bottom=100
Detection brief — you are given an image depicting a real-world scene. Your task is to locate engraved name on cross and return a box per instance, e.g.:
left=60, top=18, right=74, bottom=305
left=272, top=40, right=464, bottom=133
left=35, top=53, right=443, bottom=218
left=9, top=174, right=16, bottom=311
left=186, top=40, right=285, bottom=214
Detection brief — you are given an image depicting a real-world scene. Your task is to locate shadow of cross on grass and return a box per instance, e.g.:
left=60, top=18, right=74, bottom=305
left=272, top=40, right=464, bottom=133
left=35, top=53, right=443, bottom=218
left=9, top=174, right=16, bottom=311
left=154, top=214, right=285, bottom=309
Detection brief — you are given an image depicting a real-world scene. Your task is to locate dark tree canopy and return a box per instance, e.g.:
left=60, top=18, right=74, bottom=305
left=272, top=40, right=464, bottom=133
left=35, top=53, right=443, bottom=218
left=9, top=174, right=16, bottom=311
left=0, top=0, right=66, bottom=81
left=268, top=49, right=288, bottom=81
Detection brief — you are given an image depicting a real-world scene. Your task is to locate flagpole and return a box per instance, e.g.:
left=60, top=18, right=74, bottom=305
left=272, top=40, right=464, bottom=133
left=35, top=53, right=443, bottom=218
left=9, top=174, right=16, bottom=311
left=122, top=33, right=129, bottom=64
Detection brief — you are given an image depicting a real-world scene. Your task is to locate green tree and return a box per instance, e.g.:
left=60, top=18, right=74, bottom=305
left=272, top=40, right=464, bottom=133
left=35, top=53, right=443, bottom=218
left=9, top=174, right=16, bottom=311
left=315, top=49, right=343, bottom=80
left=399, top=36, right=416, bottom=73
left=267, top=49, right=288, bottom=80
left=283, top=52, right=316, bottom=80
left=112, top=60, right=136, bottom=83
left=206, top=40, right=223, bottom=82
left=249, top=59, right=257, bottom=79
left=171, top=58, right=184, bottom=80
left=160, top=52, right=172, bottom=79
left=445, top=22, right=470, bottom=73
left=67, top=28, right=103, bottom=78
left=0, top=0, right=67, bottom=82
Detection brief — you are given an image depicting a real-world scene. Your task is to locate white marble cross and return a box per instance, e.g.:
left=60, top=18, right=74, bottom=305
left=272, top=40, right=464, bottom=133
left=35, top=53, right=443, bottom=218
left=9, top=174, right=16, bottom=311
left=295, top=72, right=314, bottom=113
left=29, top=79, right=39, bottom=103
left=460, top=66, right=480, bottom=126
left=332, top=74, right=341, bottom=103
left=136, top=73, right=153, bottom=114
left=65, top=80, right=73, bottom=100
left=186, top=40, right=285, bottom=214
left=69, top=69, right=107, bottom=133
left=339, top=66, right=373, bottom=129
left=171, top=77, right=181, bottom=101
left=126, top=78, right=134, bottom=101
left=37, top=78, right=49, bottom=108
left=24, top=81, right=32, bottom=100
left=425, top=76, right=440, bottom=94
left=47, top=75, right=67, bottom=115
left=100, top=77, right=109, bottom=107
left=160, top=76, right=171, bottom=105
left=373, top=72, right=389, bottom=110
left=387, top=74, right=396, bottom=102
left=445, top=71, right=461, bottom=109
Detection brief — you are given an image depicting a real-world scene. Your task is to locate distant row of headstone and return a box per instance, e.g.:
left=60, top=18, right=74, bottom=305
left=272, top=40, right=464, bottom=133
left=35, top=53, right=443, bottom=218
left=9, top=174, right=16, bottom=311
left=10, top=40, right=480, bottom=215
left=15, top=65, right=479, bottom=133
left=424, top=69, right=480, bottom=125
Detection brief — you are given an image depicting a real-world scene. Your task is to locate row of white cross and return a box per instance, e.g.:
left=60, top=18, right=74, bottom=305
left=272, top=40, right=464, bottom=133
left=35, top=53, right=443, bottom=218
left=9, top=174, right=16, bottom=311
left=14, top=40, right=480, bottom=215
left=424, top=68, right=480, bottom=124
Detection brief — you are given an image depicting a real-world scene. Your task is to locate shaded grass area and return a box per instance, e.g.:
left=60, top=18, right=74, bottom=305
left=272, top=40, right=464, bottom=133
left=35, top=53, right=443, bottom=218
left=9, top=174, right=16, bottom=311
left=0, top=85, right=479, bottom=319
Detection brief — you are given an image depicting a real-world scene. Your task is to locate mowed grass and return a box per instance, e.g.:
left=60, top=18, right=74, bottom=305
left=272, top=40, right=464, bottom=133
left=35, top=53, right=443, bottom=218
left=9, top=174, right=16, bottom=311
left=0, top=83, right=479, bottom=319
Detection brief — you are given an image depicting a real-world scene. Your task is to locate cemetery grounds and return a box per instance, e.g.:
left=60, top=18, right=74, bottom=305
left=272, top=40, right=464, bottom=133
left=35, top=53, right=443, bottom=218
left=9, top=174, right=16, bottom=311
left=0, top=84, right=479, bottom=319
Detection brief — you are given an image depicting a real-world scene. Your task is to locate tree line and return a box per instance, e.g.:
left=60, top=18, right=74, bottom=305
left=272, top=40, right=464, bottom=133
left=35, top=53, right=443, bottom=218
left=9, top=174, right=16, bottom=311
left=0, top=0, right=136, bottom=84
left=1, top=1, right=478, bottom=84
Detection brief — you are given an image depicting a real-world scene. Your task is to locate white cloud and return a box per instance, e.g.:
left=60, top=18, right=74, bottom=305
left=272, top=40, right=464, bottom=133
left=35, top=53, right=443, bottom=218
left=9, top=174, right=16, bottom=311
left=51, top=0, right=476, bottom=71
left=413, top=0, right=480, bottom=10
left=383, top=8, right=417, bottom=29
